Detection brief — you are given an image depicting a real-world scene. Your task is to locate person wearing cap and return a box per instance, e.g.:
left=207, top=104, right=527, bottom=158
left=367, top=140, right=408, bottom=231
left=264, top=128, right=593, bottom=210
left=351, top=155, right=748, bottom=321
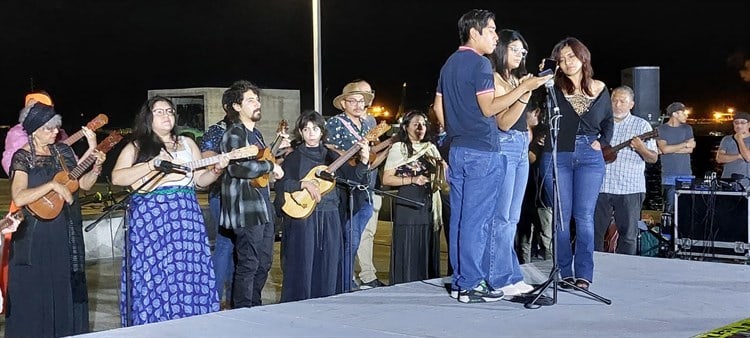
left=656, top=102, right=695, bottom=214
left=325, top=81, right=376, bottom=292
left=716, top=111, right=750, bottom=182
left=593, top=86, right=658, bottom=255
left=6, top=103, right=105, bottom=337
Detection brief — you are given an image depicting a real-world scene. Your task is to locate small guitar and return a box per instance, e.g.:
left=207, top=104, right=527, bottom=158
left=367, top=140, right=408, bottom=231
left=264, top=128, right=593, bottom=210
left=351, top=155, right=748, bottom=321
left=601, top=129, right=659, bottom=164
left=26, top=131, right=124, bottom=220
left=135, top=145, right=259, bottom=192
left=251, top=120, right=289, bottom=188
left=62, top=114, right=109, bottom=146
left=282, top=122, right=391, bottom=219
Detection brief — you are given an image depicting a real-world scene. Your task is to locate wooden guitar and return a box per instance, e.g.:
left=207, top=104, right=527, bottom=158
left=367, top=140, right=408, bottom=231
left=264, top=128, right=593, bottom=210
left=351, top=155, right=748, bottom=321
left=61, top=114, right=109, bottom=146
left=251, top=120, right=289, bottom=188
left=135, top=145, right=259, bottom=192
left=282, top=122, right=391, bottom=219
left=0, top=210, right=23, bottom=234
left=26, top=132, right=124, bottom=220
left=601, top=129, right=659, bottom=164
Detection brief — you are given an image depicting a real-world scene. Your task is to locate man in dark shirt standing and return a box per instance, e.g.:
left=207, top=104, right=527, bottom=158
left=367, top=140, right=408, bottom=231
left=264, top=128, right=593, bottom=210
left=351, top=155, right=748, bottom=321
left=433, top=9, right=509, bottom=303
left=220, top=80, right=284, bottom=308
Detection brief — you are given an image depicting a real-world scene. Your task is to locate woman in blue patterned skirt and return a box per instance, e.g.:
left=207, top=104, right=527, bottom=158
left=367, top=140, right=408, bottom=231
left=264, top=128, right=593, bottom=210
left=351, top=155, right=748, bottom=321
left=112, top=96, right=228, bottom=326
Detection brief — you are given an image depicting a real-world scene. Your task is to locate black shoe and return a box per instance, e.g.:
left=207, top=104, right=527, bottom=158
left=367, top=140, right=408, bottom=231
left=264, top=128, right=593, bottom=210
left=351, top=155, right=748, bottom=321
left=359, top=279, right=387, bottom=290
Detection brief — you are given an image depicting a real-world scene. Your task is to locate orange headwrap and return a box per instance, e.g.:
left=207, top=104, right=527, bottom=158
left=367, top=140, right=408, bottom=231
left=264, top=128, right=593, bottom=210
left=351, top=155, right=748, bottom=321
left=24, top=93, right=53, bottom=107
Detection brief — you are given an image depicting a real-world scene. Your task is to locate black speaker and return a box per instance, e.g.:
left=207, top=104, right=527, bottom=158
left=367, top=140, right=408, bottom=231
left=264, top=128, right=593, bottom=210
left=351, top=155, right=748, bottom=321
left=621, top=66, right=660, bottom=124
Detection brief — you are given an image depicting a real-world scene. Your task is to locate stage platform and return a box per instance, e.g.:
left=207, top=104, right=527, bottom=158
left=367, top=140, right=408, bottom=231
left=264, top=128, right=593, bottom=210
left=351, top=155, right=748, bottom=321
left=78, top=253, right=749, bottom=338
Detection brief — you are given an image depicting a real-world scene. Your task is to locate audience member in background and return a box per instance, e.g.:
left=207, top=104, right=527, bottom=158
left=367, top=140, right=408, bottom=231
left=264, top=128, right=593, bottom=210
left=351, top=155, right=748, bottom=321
left=716, top=111, right=750, bottom=182
left=275, top=110, right=369, bottom=301
left=382, top=110, right=444, bottom=284
left=112, top=96, right=225, bottom=325
left=656, top=102, right=694, bottom=214
left=594, top=86, right=657, bottom=255
left=6, top=103, right=105, bottom=337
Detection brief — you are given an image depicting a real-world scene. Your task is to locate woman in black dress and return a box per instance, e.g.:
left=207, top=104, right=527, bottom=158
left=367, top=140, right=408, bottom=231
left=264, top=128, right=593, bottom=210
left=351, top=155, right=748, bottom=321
left=383, top=110, right=446, bottom=284
left=7, top=103, right=105, bottom=337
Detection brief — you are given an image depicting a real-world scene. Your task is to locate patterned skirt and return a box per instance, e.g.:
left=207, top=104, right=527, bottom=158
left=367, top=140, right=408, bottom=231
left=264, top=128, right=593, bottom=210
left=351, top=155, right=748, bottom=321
left=120, top=186, right=219, bottom=326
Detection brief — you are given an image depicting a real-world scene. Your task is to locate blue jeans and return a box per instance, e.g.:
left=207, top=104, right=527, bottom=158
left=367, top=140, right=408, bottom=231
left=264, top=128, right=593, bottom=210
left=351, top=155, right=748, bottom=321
left=541, top=135, right=605, bottom=283
left=341, top=203, right=373, bottom=291
left=487, top=130, right=529, bottom=289
left=210, top=193, right=234, bottom=302
left=449, top=146, right=502, bottom=290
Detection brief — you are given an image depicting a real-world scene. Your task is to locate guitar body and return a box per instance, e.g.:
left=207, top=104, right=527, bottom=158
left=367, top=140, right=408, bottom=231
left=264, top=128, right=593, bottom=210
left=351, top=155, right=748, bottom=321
left=281, top=165, right=335, bottom=219
left=601, top=145, right=617, bottom=163
left=26, top=171, right=80, bottom=220
left=250, top=148, right=275, bottom=188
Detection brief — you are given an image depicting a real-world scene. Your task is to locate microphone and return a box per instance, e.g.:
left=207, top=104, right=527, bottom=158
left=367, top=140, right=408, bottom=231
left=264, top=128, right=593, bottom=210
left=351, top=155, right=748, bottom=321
left=154, top=159, right=192, bottom=173
left=316, top=170, right=335, bottom=181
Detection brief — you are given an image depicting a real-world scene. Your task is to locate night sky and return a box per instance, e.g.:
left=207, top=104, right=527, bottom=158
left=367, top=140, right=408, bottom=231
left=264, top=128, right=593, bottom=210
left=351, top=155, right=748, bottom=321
left=1, top=0, right=749, bottom=129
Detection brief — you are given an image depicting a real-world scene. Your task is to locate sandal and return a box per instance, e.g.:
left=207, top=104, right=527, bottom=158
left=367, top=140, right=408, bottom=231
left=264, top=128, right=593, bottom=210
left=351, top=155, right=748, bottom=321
left=575, top=279, right=590, bottom=290
left=559, top=277, right=576, bottom=289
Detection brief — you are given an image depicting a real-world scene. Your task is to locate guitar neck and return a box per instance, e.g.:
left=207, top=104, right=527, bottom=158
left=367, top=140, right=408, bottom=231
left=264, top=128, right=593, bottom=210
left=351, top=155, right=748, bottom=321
left=185, top=154, right=225, bottom=170
left=371, top=136, right=396, bottom=154
left=62, top=130, right=85, bottom=146
left=328, top=144, right=362, bottom=173
left=68, top=154, right=97, bottom=179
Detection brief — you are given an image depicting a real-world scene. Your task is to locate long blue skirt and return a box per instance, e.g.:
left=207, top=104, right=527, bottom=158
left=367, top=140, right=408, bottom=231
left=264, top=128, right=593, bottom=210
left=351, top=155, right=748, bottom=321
left=120, top=186, right=219, bottom=326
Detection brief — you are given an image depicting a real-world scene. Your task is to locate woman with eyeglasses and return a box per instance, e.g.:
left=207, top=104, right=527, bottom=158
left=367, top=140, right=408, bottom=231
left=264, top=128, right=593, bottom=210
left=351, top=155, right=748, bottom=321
left=111, top=96, right=228, bottom=326
left=483, top=29, right=550, bottom=299
left=539, top=37, right=613, bottom=290
left=6, top=103, right=105, bottom=337
left=382, top=110, right=445, bottom=284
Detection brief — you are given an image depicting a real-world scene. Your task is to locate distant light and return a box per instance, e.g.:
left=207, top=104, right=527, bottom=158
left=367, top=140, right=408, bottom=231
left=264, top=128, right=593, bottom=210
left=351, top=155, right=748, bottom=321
left=728, top=108, right=735, bottom=113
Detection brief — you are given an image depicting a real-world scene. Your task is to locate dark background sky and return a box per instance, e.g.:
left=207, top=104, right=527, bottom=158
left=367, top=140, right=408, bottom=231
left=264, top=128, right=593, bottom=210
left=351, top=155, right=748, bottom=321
left=1, top=0, right=749, bottom=129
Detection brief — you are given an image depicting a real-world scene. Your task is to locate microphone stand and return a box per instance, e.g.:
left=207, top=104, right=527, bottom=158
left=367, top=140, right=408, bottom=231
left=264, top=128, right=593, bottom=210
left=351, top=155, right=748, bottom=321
left=525, top=83, right=611, bottom=308
left=84, top=170, right=167, bottom=327
left=328, top=174, right=423, bottom=292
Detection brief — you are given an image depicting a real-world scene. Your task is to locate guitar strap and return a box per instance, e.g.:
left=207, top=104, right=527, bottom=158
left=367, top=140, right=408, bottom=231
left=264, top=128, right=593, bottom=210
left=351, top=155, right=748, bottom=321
left=335, top=116, right=365, bottom=142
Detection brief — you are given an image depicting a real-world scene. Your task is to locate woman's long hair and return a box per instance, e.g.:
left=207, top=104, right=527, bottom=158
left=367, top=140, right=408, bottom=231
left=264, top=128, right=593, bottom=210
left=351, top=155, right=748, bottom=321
left=397, top=110, right=429, bottom=159
left=291, top=109, right=327, bottom=147
left=131, top=96, right=178, bottom=164
left=551, top=37, right=595, bottom=97
left=488, top=29, right=529, bottom=82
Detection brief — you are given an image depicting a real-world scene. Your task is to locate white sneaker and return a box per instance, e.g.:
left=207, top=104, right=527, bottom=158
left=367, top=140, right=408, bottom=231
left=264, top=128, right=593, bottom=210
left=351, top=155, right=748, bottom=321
left=450, top=290, right=458, bottom=299
left=513, top=281, right=534, bottom=294
left=499, top=284, right=521, bottom=299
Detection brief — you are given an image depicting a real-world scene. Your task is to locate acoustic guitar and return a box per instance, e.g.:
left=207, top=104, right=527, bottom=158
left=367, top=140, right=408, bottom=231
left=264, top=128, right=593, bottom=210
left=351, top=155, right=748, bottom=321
left=251, top=120, right=289, bottom=188
left=601, top=129, right=659, bottom=164
left=135, top=145, right=259, bottom=192
left=0, top=210, right=23, bottom=233
left=282, top=122, right=391, bottom=219
left=26, top=132, right=124, bottom=220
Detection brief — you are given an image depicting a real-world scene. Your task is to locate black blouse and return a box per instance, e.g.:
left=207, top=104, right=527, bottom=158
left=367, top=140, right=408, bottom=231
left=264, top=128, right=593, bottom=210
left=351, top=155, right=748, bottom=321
left=543, top=86, right=613, bottom=152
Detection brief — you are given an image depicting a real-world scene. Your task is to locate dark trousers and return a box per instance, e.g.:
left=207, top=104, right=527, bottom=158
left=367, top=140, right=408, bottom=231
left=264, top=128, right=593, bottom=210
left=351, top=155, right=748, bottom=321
left=594, top=192, right=645, bottom=255
left=231, top=221, right=274, bottom=308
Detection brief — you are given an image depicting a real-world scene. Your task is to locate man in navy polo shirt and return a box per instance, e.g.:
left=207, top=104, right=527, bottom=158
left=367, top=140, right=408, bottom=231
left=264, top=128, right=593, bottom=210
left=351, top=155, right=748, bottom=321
left=433, top=9, right=508, bottom=303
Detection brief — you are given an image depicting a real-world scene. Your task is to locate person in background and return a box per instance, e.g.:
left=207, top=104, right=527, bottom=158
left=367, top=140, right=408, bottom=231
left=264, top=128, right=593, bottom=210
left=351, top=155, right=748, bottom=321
left=111, top=96, right=226, bottom=325
left=656, top=102, right=694, bottom=214
left=593, top=86, right=658, bottom=255
left=275, top=110, right=369, bottom=302
left=716, top=111, right=750, bottom=182
left=539, top=37, right=613, bottom=290
left=382, top=110, right=444, bottom=284
left=6, top=103, right=105, bottom=337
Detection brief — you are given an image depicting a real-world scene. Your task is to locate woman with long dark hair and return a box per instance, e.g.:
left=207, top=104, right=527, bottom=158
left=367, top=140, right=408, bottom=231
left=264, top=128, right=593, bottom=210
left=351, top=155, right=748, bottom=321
left=112, top=96, right=227, bottom=325
left=382, top=110, right=445, bottom=284
left=540, top=37, right=613, bottom=290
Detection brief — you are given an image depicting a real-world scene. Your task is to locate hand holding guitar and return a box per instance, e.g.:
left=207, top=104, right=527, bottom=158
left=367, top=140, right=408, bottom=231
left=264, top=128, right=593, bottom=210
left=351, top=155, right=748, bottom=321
left=301, top=180, right=322, bottom=203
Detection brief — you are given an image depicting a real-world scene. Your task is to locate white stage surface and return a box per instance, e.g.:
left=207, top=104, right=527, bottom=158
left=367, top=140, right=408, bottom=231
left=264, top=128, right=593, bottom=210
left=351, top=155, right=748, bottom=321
left=78, top=253, right=749, bottom=338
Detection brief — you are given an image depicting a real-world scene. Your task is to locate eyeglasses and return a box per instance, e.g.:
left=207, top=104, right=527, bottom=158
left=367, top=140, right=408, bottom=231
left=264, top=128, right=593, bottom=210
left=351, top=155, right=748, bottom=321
left=733, top=120, right=748, bottom=125
left=345, top=99, right=366, bottom=106
left=152, top=108, right=176, bottom=117
left=508, top=45, right=528, bottom=57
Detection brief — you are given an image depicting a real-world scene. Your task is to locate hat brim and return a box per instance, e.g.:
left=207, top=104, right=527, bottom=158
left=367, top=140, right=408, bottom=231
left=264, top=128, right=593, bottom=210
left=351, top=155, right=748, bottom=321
left=333, top=91, right=374, bottom=111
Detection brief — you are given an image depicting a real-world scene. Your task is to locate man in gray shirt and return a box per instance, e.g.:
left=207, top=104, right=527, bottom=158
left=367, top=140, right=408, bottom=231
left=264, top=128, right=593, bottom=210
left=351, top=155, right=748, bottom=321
left=656, top=102, right=695, bottom=214
left=716, top=111, right=750, bottom=183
